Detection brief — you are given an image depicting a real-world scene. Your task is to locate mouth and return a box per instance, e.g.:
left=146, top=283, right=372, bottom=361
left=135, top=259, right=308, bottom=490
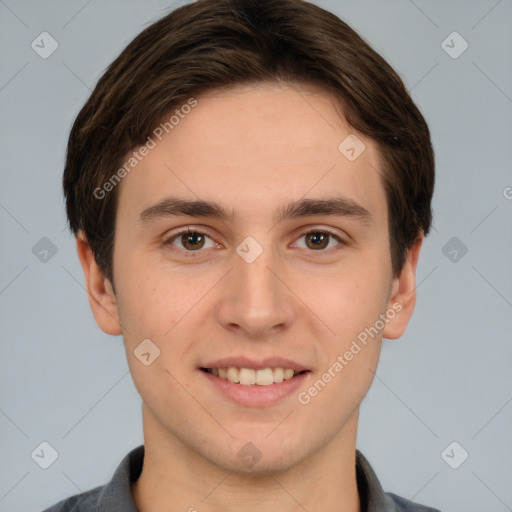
left=200, top=367, right=310, bottom=386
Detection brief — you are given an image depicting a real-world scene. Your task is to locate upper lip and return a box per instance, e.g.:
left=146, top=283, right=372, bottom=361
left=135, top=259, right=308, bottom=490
left=200, top=356, right=309, bottom=372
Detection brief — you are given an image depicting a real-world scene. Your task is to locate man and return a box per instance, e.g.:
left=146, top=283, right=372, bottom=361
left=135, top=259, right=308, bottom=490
left=44, top=0, right=440, bottom=510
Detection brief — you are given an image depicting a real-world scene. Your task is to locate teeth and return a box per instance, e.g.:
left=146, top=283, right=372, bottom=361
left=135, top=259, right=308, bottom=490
left=283, top=368, right=294, bottom=380
left=273, top=367, right=284, bottom=383
left=226, top=367, right=239, bottom=383
left=207, top=367, right=303, bottom=386
left=239, top=368, right=256, bottom=385
left=256, top=368, right=274, bottom=385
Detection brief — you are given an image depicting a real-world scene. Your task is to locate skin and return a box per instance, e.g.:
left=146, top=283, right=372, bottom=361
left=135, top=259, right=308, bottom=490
left=77, top=82, right=423, bottom=512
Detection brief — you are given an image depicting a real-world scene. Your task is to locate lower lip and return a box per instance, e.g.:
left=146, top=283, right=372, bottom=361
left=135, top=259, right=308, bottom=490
left=199, top=370, right=310, bottom=407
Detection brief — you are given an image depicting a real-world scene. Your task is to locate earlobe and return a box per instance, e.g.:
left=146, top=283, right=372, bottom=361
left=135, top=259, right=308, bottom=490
left=382, top=233, right=424, bottom=340
left=76, top=232, right=123, bottom=336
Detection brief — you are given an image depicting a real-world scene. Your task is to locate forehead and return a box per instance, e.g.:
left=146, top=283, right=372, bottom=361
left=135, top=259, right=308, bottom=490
left=116, top=82, right=387, bottom=228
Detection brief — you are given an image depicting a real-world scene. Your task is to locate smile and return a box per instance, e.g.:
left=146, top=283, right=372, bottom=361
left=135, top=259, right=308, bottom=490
left=200, top=367, right=308, bottom=386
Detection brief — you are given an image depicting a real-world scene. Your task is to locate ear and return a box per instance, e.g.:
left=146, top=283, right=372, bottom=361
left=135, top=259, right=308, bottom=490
left=382, top=233, right=424, bottom=340
left=76, top=232, right=122, bottom=336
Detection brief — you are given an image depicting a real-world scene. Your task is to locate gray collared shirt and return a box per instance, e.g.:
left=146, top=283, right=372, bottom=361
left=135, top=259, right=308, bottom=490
left=42, top=445, right=442, bottom=511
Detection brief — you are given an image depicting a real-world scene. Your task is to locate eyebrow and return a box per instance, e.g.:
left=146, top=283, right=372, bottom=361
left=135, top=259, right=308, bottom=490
left=139, top=196, right=373, bottom=226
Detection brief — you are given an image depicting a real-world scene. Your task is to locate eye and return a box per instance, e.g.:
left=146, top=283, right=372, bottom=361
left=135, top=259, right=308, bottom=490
left=294, top=230, right=344, bottom=251
left=162, top=227, right=345, bottom=256
left=164, top=228, right=217, bottom=253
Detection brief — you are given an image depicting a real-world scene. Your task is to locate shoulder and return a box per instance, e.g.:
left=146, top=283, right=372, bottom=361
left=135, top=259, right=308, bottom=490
left=387, top=492, right=443, bottom=512
left=40, top=445, right=143, bottom=511
left=40, top=485, right=103, bottom=512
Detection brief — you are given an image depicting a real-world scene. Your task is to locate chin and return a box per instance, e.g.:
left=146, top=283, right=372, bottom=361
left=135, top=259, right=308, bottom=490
left=211, top=428, right=310, bottom=475
left=217, top=446, right=303, bottom=476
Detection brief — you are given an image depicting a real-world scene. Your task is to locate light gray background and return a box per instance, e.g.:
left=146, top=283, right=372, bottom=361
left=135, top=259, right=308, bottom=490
left=1, top=0, right=511, bottom=511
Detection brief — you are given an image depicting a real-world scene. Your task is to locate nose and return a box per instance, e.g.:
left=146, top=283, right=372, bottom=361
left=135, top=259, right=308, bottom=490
left=214, top=246, right=296, bottom=339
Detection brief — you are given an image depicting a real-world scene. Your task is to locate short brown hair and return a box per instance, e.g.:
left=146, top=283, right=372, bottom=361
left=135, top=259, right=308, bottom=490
left=63, top=0, right=434, bottom=283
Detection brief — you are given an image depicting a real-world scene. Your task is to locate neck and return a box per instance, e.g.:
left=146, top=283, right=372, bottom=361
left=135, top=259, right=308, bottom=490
left=132, top=405, right=361, bottom=512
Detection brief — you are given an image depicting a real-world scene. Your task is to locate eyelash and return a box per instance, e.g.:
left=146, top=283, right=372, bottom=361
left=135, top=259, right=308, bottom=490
left=162, top=227, right=346, bottom=257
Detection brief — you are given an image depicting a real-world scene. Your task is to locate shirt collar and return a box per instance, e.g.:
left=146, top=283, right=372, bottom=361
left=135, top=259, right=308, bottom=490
left=355, top=449, right=402, bottom=511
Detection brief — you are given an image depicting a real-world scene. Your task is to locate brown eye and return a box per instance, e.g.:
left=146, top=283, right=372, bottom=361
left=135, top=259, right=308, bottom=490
left=181, top=232, right=205, bottom=250
left=164, top=228, right=216, bottom=253
left=295, top=230, right=344, bottom=251
left=305, top=232, right=329, bottom=250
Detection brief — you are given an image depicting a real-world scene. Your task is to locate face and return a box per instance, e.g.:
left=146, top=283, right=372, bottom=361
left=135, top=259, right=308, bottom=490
left=80, top=82, right=421, bottom=474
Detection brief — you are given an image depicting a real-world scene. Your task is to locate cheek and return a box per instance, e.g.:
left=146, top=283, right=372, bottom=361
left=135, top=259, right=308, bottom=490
left=114, top=258, right=181, bottom=344
left=114, top=258, right=221, bottom=369
left=313, top=340, right=381, bottom=427
left=300, top=262, right=391, bottom=342
left=298, top=278, right=386, bottom=415
left=116, top=269, right=194, bottom=405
